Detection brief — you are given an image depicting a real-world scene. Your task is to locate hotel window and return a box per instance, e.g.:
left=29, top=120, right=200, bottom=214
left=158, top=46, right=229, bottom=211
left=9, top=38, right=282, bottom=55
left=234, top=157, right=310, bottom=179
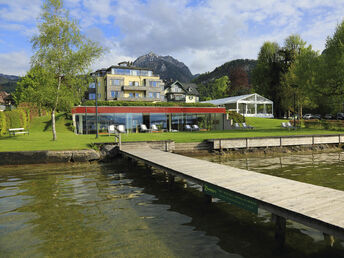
left=111, top=91, right=119, bottom=98
left=89, top=83, right=95, bottom=88
left=148, top=71, right=152, bottom=76
left=110, top=79, right=122, bottom=86
left=129, top=81, right=139, bottom=86
left=149, top=81, right=158, bottom=87
left=135, top=93, right=139, bottom=98
left=149, top=92, right=153, bottom=98
left=89, top=93, right=96, bottom=100
left=129, top=93, right=134, bottom=98
left=130, top=70, right=140, bottom=76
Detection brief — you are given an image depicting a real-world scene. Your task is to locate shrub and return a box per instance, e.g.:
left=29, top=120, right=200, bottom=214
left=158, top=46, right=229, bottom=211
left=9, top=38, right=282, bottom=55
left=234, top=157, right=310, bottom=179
left=4, top=110, right=28, bottom=129
left=227, top=111, right=245, bottom=123
left=304, top=120, right=344, bottom=130
left=0, top=112, right=7, bottom=136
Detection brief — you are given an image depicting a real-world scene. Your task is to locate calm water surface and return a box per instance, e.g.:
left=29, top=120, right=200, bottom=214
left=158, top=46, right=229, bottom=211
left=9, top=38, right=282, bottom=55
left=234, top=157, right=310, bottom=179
left=0, top=154, right=344, bottom=257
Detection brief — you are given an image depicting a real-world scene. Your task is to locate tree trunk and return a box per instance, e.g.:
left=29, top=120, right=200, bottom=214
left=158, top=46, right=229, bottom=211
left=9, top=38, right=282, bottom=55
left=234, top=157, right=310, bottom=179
left=51, top=76, right=61, bottom=141
left=52, top=109, right=57, bottom=141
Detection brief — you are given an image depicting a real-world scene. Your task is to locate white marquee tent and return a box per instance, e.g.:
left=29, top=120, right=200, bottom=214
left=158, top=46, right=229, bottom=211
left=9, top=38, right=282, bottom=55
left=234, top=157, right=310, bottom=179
left=202, top=93, right=273, bottom=118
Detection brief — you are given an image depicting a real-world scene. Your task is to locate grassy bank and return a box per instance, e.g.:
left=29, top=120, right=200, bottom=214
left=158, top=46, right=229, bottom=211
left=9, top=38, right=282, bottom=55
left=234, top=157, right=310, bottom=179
left=0, top=114, right=343, bottom=152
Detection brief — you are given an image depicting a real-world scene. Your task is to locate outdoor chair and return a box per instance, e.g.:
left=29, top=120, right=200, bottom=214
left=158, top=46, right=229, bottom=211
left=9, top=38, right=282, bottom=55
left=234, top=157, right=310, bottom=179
left=108, top=125, right=116, bottom=135
left=287, top=122, right=296, bottom=129
left=281, top=122, right=288, bottom=128
left=140, top=124, right=151, bottom=133
left=234, top=123, right=241, bottom=129
left=151, top=124, right=159, bottom=131
left=242, top=122, right=254, bottom=129
left=192, top=124, right=200, bottom=131
left=117, top=124, right=126, bottom=134
left=185, top=124, right=193, bottom=131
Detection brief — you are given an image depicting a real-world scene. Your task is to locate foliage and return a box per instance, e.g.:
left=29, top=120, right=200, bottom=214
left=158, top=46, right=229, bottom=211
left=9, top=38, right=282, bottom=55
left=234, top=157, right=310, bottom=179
left=253, top=35, right=311, bottom=118
left=4, top=109, right=28, bottom=129
left=0, top=111, right=7, bottom=136
left=314, top=20, right=344, bottom=113
left=304, top=120, right=344, bottom=130
left=82, top=100, right=215, bottom=107
left=228, top=67, right=252, bottom=96
left=194, top=59, right=256, bottom=100
left=26, top=0, right=103, bottom=141
left=227, top=111, right=245, bottom=123
left=197, top=76, right=230, bottom=101
left=283, top=44, right=319, bottom=117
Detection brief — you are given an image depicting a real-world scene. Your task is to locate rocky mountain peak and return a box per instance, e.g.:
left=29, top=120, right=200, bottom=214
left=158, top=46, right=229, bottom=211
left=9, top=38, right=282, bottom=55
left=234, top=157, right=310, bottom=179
left=133, top=53, right=193, bottom=82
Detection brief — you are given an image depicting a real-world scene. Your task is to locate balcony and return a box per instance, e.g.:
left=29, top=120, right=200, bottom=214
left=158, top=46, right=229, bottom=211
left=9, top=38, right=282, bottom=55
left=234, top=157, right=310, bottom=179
left=122, top=85, right=148, bottom=91
left=117, top=96, right=162, bottom=102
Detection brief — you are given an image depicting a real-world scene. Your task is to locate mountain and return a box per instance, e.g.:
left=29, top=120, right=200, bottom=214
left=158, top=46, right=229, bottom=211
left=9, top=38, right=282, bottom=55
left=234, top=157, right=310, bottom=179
left=0, top=73, right=20, bottom=93
left=133, top=52, right=194, bottom=82
left=193, top=59, right=257, bottom=85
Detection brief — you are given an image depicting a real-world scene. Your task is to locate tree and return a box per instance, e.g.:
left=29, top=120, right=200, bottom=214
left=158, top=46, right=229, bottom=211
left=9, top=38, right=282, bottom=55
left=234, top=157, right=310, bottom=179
left=315, top=20, right=344, bottom=113
left=228, top=67, right=251, bottom=96
left=252, top=41, right=283, bottom=117
left=284, top=45, right=319, bottom=117
left=30, top=0, right=103, bottom=140
left=197, top=76, right=230, bottom=100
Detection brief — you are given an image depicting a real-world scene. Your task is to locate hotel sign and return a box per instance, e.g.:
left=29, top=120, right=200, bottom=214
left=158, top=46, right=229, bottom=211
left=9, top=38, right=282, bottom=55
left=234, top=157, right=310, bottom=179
left=203, top=183, right=258, bottom=214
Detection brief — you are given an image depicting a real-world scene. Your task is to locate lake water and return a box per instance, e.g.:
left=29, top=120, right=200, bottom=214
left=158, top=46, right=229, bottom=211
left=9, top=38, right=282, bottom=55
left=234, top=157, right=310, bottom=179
left=1, top=153, right=344, bottom=257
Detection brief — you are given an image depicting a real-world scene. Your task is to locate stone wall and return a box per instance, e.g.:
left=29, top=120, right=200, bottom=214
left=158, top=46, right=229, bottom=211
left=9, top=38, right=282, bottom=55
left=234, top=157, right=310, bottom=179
left=0, top=149, right=100, bottom=165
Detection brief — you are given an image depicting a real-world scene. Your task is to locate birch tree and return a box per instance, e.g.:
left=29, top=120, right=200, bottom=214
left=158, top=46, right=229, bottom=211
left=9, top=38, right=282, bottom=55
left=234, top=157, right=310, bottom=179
left=31, top=0, right=103, bottom=140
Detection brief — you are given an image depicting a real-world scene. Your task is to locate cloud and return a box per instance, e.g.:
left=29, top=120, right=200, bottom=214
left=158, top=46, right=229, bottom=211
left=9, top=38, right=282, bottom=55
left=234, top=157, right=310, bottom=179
left=0, top=51, right=30, bottom=76
left=1, top=0, right=344, bottom=75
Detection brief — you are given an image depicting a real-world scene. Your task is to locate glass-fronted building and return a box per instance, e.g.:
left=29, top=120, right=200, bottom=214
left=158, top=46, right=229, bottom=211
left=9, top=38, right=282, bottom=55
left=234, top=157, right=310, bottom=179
left=72, top=106, right=226, bottom=134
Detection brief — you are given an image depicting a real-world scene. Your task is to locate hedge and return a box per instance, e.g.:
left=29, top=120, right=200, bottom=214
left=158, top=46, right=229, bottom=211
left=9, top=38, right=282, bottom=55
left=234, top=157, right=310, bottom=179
left=82, top=100, right=215, bottom=107
left=304, top=120, right=344, bottom=130
left=227, top=111, right=245, bottom=123
left=4, top=109, right=29, bottom=131
left=0, top=112, right=7, bottom=136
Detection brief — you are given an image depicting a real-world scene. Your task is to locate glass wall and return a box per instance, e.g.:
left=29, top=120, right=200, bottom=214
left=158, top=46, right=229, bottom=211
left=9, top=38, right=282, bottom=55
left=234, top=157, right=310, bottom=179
left=76, top=112, right=224, bottom=134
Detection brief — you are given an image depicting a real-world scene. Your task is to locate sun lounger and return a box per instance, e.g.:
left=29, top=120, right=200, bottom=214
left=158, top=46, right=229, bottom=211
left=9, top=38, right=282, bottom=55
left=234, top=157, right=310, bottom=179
left=185, top=124, right=193, bottom=131
left=242, top=122, right=254, bottom=129
left=140, top=124, right=151, bottom=133
left=192, top=124, right=200, bottom=131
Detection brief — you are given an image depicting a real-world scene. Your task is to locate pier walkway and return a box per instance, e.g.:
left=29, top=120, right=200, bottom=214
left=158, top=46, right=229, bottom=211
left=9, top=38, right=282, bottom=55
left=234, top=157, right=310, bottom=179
left=120, top=146, right=344, bottom=244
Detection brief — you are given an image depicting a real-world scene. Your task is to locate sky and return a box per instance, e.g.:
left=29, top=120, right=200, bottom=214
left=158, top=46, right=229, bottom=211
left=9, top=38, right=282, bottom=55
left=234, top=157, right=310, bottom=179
left=0, top=0, right=344, bottom=76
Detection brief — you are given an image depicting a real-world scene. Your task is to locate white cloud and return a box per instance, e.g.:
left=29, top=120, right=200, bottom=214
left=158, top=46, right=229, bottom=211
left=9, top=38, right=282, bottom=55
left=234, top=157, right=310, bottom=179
left=0, top=51, right=30, bottom=76
left=1, top=0, right=344, bottom=75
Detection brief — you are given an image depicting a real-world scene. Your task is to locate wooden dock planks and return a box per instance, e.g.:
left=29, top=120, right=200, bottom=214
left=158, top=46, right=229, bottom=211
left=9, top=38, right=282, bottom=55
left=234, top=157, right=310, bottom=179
left=120, top=146, right=344, bottom=240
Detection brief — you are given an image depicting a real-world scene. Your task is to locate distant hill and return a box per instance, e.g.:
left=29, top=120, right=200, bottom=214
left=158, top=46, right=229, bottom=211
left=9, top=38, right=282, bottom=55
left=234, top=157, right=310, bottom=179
left=133, top=52, right=194, bottom=82
left=193, top=59, right=257, bottom=85
left=0, top=73, right=20, bottom=93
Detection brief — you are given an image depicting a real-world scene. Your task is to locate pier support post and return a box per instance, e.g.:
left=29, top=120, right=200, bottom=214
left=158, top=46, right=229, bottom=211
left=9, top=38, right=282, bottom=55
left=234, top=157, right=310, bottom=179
left=168, top=174, right=175, bottom=190
left=323, top=233, right=335, bottom=247
left=202, top=186, right=212, bottom=204
left=272, top=214, right=286, bottom=248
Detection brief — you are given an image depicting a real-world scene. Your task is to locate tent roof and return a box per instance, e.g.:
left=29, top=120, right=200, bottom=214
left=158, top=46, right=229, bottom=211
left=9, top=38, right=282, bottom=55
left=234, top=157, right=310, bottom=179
left=201, top=93, right=273, bottom=105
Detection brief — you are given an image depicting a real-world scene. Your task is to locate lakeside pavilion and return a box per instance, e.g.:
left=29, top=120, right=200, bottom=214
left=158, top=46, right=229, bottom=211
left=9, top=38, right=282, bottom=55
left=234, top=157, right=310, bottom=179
left=72, top=106, right=227, bottom=134
left=202, top=93, right=274, bottom=118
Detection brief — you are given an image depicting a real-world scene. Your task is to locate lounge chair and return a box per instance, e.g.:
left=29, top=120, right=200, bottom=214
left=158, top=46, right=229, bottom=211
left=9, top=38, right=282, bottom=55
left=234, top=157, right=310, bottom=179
left=151, top=124, right=159, bottom=131
left=281, top=122, right=287, bottom=128
left=185, top=124, right=193, bottom=131
left=117, top=124, right=126, bottom=133
left=242, top=122, right=254, bottom=129
left=192, top=124, right=200, bottom=131
left=108, top=124, right=116, bottom=135
left=140, top=124, right=151, bottom=133
left=287, top=122, right=296, bottom=129
left=234, top=123, right=241, bottom=129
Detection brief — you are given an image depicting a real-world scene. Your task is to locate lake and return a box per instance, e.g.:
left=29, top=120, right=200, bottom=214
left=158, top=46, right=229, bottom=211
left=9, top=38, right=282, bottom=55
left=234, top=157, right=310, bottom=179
left=1, top=153, right=344, bottom=257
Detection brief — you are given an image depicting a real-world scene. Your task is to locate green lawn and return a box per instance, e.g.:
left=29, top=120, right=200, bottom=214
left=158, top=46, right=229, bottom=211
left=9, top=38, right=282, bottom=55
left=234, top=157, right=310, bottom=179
left=0, top=114, right=343, bottom=152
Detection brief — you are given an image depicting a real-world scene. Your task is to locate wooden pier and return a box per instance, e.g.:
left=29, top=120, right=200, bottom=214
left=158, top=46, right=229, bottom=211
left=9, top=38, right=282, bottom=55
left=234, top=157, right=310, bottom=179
left=120, top=146, right=344, bottom=245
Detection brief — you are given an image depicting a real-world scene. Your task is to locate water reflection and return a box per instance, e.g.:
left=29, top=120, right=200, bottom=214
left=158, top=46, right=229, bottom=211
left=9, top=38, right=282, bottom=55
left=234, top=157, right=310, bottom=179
left=0, top=159, right=344, bottom=257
